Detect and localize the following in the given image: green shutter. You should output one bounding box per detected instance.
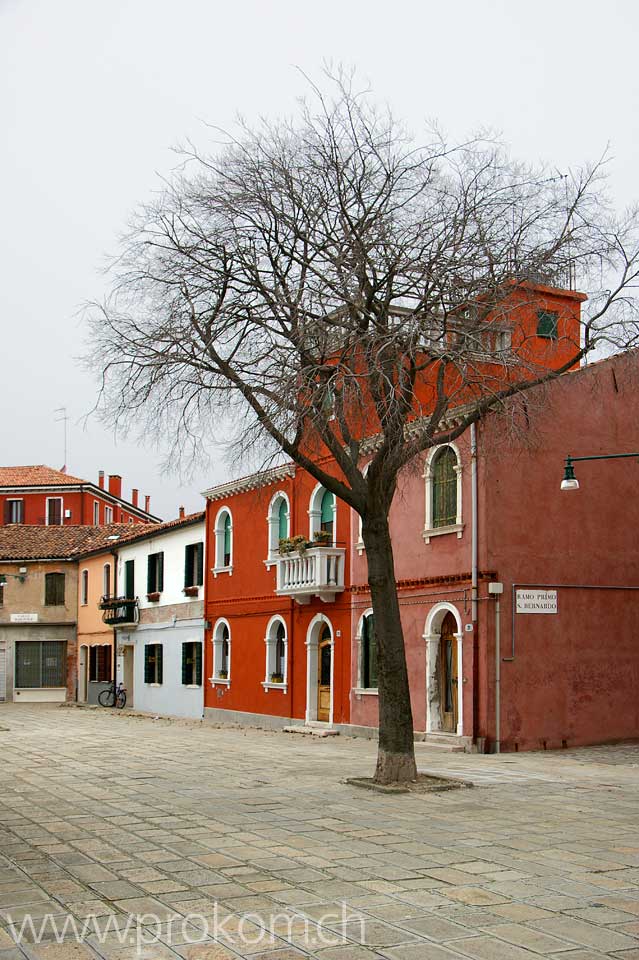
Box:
[196,543,204,586]
[144,646,154,683]
[184,545,192,588]
[320,490,334,531]
[223,514,231,561]
[432,447,457,527]
[147,556,153,593]
[278,500,288,540]
[181,643,190,685]
[537,310,558,339]
[125,560,134,599]
[157,553,164,592]
[195,643,202,685]
[156,644,163,684]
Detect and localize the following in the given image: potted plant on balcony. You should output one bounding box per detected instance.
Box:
[312,530,332,546]
[270,672,284,684]
[217,669,228,680]
[278,534,308,555]
[183,585,199,597]
[146,591,161,602]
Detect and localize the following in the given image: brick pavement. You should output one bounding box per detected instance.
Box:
[1,704,639,959]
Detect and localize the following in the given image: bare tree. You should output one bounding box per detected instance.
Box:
[87,71,639,783]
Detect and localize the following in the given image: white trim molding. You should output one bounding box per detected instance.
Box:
[305,613,334,725]
[308,483,337,546]
[210,617,231,686]
[262,614,288,692]
[354,607,377,693]
[265,490,291,566]
[212,506,233,576]
[423,602,464,736]
[422,442,464,543]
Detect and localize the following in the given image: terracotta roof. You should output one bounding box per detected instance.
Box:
[203,464,295,501]
[106,511,205,551]
[0,524,155,562]
[0,465,87,487]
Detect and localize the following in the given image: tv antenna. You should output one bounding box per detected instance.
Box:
[54,407,69,471]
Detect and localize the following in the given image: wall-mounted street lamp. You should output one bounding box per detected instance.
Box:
[561,453,639,491]
[0,570,27,586]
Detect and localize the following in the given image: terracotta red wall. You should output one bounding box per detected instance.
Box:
[0,490,145,525]
[480,352,639,749]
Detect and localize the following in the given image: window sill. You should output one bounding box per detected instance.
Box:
[184,683,202,689]
[353,687,378,697]
[209,676,230,686]
[423,523,464,544]
[262,681,288,692]
[182,586,200,598]
[146,682,162,687]
[212,566,233,578]
[146,592,162,602]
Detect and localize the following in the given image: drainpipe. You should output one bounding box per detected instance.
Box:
[489,582,503,753]
[470,423,478,623]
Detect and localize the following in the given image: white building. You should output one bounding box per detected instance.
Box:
[115,512,206,719]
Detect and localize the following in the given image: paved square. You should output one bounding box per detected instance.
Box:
[1,704,639,958]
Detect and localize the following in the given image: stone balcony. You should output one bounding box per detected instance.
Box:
[275,546,346,604]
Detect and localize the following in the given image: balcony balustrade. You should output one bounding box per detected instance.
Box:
[275,546,345,603]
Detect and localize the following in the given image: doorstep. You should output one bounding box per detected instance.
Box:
[415,732,472,752]
[283,723,340,737]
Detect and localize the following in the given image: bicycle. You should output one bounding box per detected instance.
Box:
[98,681,127,709]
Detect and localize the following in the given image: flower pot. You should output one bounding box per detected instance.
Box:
[146,591,161,602]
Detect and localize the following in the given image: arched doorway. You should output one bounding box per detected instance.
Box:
[423,603,463,735]
[305,616,334,724]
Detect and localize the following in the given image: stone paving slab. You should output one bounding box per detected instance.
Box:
[0,704,639,958]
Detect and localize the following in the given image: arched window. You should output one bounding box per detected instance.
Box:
[309,485,336,544]
[357,611,378,690]
[214,508,233,573]
[103,563,111,599]
[81,569,89,606]
[267,492,290,560]
[432,447,457,527]
[212,620,231,682]
[263,617,288,687]
[423,444,463,543]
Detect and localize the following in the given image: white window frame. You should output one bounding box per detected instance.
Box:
[353,608,378,694]
[422,442,464,543]
[210,618,231,685]
[81,569,89,606]
[104,505,114,524]
[354,463,369,556]
[46,496,63,526]
[262,616,288,691]
[93,501,100,525]
[213,507,233,576]
[6,498,24,524]
[308,483,337,546]
[266,491,291,565]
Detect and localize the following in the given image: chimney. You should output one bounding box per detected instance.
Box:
[131,488,139,508]
[179,505,185,519]
[144,495,151,514]
[98,470,105,490]
[108,475,122,499]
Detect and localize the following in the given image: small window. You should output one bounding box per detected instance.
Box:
[432,447,457,528]
[93,501,100,525]
[182,642,203,686]
[144,643,163,684]
[223,515,231,566]
[4,499,23,524]
[47,498,63,526]
[264,618,287,684]
[45,572,65,606]
[124,559,135,599]
[104,506,114,523]
[184,542,204,588]
[81,569,89,606]
[102,563,111,600]
[89,645,112,682]
[320,489,334,537]
[0,582,4,606]
[361,613,378,689]
[147,552,164,594]
[537,309,558,339]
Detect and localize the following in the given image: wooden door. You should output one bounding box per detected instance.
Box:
[317,628,332,722]
[78,646,88,702]
[440,613,458,733]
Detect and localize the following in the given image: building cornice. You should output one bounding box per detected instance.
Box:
[202,464,296,502]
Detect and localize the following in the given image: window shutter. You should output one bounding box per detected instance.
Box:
[278,500,288,540]
[196,543,204,586]
[147,556,153,593]
[125,560,134,599]
[45,574,53,605]
[184,546,192,588]
[320,490,334,526]
[156,644,163,684]
[181,643,190,685]
[157,553,164,592]
[223,515,231,560]
[89,646,97,682]
[195,643,202,686]
[144,646,154,683]
[57,573,65,605]
[3,501,10,524]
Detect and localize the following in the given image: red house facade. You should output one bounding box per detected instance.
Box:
[0,466,160,527]
[202,286,639,751]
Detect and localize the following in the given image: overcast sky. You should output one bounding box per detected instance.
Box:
[1,0,637,520]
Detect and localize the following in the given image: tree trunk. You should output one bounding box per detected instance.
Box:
[362,511,417,784]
